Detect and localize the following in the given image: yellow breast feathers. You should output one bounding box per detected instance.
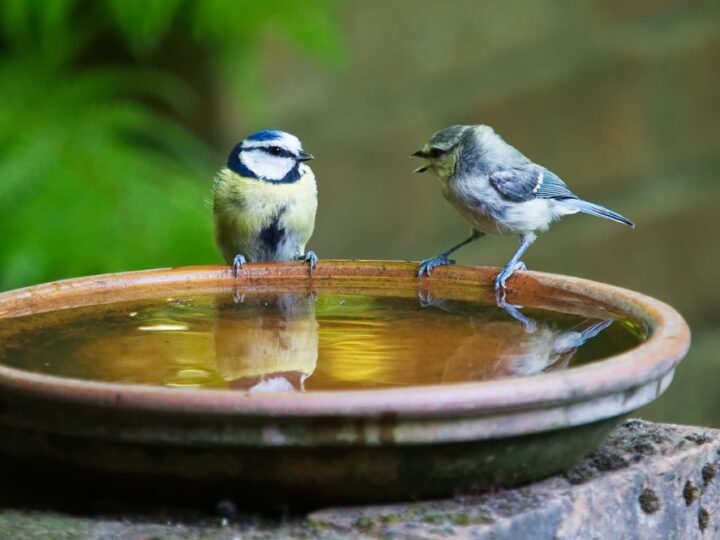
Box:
[213,167,318,263]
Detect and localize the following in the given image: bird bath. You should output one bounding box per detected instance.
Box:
[0,261,689,505]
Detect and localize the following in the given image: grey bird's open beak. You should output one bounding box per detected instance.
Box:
[411,150,430,173]
[297,151,314,162]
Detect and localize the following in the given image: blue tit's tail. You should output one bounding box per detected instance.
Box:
[571,199,635,228]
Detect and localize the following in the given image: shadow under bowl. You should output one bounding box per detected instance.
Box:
[0,261,690,506]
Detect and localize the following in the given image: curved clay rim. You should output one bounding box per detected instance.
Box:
[0,261,690,422]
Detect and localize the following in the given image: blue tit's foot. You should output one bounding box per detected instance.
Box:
[494,260,527,291]
[418,255,455,278]
[232,254,247,278]
[495,289,536,333]
[302,251,319,276]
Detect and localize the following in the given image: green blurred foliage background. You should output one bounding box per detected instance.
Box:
[0,1,718,425]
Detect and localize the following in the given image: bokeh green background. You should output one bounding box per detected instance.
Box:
[1,1,718,426]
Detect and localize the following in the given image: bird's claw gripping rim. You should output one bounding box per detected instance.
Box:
[494,260,526,291]
[232,254,247,278]
[303,251,319,276]
[418,255,455,278]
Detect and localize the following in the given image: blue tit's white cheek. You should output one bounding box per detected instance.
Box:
[240,151,295,181]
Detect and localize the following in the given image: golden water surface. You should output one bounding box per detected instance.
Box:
[0,293,644,391]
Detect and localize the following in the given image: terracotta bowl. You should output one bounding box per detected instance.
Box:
[0,261,690,505]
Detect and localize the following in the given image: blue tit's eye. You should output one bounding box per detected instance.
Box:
[269,146,282,156]
[428,148,444,158]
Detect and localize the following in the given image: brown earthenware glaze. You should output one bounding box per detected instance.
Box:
[0,261,690,505]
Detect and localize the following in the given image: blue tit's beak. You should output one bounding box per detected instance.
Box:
[297,151,314,162]
[411,150,430,173]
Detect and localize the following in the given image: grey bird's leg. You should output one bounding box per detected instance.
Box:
[232,254,247,278]
[495,232,536,291]
[418,230,484,278]
[300,251,319,276]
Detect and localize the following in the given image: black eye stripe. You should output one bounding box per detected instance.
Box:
[258,146,295,158]
[240,146,297,158]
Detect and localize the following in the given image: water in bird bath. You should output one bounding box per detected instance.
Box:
[0,291,645,391]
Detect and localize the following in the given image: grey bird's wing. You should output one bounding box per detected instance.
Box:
[488,166,577,202]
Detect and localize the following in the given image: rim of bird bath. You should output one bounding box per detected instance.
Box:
[0,260,690,446]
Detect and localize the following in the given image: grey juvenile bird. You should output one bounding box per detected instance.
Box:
[412,125,634,291]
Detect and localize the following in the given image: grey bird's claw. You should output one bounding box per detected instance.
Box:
[232,254,247,278]
[418,255,456,278]
[303,251,319,276]
[494,260,526,291]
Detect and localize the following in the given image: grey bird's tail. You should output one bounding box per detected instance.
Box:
[571,199,635,228]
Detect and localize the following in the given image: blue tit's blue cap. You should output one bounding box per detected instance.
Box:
[246,129,284,142]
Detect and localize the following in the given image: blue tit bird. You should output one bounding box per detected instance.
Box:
[213,129,318,276]
[411,125,634,291]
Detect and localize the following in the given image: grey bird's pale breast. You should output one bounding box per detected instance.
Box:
[442,173,558,235]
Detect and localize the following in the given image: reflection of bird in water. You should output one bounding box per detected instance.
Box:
[419,290,613,382]
[213,293,318,392]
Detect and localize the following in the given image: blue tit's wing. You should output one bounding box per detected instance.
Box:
[488,166,577,202]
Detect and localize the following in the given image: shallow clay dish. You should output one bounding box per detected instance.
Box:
[0,261,690,504]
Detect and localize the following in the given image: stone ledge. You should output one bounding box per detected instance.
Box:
[310,419,719,539]
[0,419,717,539]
